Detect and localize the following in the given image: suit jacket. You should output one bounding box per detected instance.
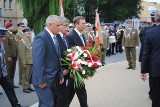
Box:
[139,25,156,62]
[3,31,18,58]
[141,25,160,77]
[19,36,32,65]
[31,29,63,86]
[122,28,139,47]
[57,34,70,79]
[67,29,86,47]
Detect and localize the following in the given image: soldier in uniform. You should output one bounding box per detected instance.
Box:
[0,27,26,107]
[15,22,26,85]
[116,23,124,53]
[19,28,35,93]
[4,22,19,88]
[101,26,109,65]
[122,20,139,70]
[83,23,95,45]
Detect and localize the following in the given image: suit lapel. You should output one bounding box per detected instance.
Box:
[73,30,84,46]
[57,34,67,51]
[44,29,59,57]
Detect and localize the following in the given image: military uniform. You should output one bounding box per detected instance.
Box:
[19,35,33,90]
[3,31,18,83]
[83,31,95,45]
[15,30,24,85]
[101,30,109,65]
[122,28,139,69]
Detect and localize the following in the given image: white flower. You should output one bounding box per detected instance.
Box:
[83,53,88,57]
[82,70,86,75]
[88,63,93,67]
[77,59,82,64]
[66,58,70,60]
[81,61,88,65]
[67,49,71,52]
[73,52,79,60]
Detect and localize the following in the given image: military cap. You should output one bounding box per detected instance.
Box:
[86,23,91,27]
[22,28,31,33]
[17,22,26,27]
[5,22,13,28]
[126,20,133,23]
[0,27,8,36]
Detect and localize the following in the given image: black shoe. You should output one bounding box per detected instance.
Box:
[21,106,29,107]
[0,92,2,95]
[132,67,135,70]
[28,88,35,91]
[13,85,19,88]
[127,67,132,69]
[19,82,22,85]
[23,89,31,93]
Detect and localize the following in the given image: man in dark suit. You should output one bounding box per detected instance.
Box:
[141,11,160,107]
[139,21,157,100]
[67,16,88,107]
[55,17,70,107]
[0,27,25,107]
[31,15,64,107]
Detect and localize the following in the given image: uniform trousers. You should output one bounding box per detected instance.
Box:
[0,75,21,107]
[125,47,136,68]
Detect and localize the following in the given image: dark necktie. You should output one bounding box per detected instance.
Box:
[53,36,60,56]
[62,36,68,49]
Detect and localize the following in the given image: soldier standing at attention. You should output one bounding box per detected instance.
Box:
[4,22,19,88]
[122,20,139,70]
[19,28,35,93]
[15,22,26,85]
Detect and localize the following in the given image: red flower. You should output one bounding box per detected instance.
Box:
[72,63,77,68]
[88,43,93,47]
[91,53,95,58]
[92,63,98,68]
[98,50,101,54]
[94,56,99,61]
[85,60,92,63]
[82,46,87,50]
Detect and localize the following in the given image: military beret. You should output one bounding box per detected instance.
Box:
[17,22,26,27]
[22,28,31,33]
[5,22,13,28]
[0,27,8,36]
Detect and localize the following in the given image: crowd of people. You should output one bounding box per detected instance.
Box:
[0,11,160,107]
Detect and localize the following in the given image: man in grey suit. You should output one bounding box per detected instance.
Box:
[31,15,64,107]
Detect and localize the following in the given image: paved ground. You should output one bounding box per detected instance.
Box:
[31,60,152,107]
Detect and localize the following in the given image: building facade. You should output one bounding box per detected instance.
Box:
[0,0,23,29]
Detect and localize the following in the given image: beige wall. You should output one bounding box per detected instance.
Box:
[0,0,23,30]
[140,1,160,22]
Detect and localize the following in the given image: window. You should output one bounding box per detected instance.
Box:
[0,8,2,17]
[4,20,7,26]
[9,0,12,9]
[4,0,7,9]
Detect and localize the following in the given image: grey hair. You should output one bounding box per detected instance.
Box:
[46,15,60,25]
[60,17,70,24]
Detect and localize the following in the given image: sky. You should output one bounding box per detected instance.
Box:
[143,0,160,3]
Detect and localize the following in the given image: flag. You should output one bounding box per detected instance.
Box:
[95,10,103,46]
[60,0,64,17]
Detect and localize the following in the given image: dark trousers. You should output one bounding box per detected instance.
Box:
[66,78,88,107]
[151,77,160,107]
[109,43,115,54]
[149,76,152,97]
[0,75,21,107]
[6,57,17,84]
[116,41,123,53]
[54,79,68,107]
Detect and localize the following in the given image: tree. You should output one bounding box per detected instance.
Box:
[97,0,142,22]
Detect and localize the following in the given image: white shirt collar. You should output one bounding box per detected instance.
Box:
[74,28,82,36]
[8,31,13,34]
[59,32,64,38]
[46,27,55,37]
